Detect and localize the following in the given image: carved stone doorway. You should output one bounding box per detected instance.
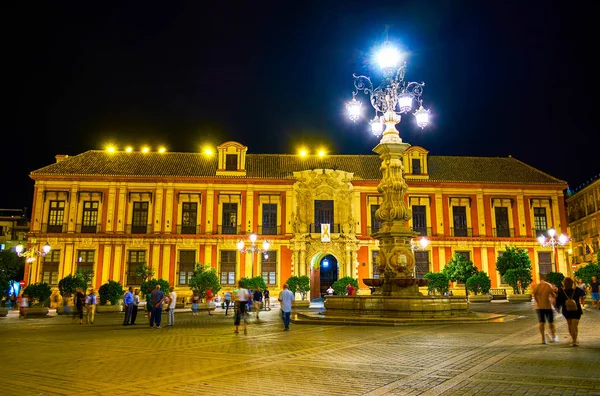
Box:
[309,253,339,300]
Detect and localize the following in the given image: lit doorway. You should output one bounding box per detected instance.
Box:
[319,254,338,297]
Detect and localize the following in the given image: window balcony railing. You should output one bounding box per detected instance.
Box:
[218,225,242,235]
[413,227,432,237]
[309,223,341,233]
[75,224,102,233]
[258,225,281,235]
[493,228,515,238]
[450,227,472,237]
[177,224,201,234]
[41,223,67,233]
[126,224,153,234]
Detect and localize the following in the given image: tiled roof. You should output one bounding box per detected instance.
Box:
[30,150,566,185]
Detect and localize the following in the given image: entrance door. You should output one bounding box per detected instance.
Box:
[318,255,338,299]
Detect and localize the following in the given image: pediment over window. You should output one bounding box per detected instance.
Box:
[216,141,247,176]
[403,146,429,179]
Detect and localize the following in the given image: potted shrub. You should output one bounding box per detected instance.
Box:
[466,272,492,302]
[189,264,221,311]
[286,275,310,308]
[22,282,53,316]
[97,280,125,313]
[57,273,86,314]
[423,272,450,296]
[496,246,533,302]
[331,276,359,296]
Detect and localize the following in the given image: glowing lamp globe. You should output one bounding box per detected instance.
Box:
[262,240,270,251]
[370,117,383,136]
[398,92,413,113]
[346,98,362,122]
[537,236,546,245]
[237,239,245,251]
[42,243,51,254]
[377,43,400,73]
[250,233,257,244]
[558,234,568,245]
[414,105,430,129]
[419,237,429,249]
[548,228,556,237]
[15,244,24,254]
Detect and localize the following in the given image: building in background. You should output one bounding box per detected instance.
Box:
[25,141,568,299]
[566,175,600,269]
[0,208,29,251]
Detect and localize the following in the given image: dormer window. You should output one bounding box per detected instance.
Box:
[226,154,238,171]
[412,158,421,175]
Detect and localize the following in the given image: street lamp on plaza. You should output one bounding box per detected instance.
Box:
[237,233,270,277]
[410,237,429,252]
[537,228,569,272]
[15,242,51,284]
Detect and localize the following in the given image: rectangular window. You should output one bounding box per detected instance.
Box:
[127,250,146,285]
[370,204,381,234]
[372,250,380,279]
[538,252,552,276]
[220,250,237,285]
[533,207,548,236]
[494,207,510,237]
[315,200,334,227]
[415,251,430,278]
[47,200,65,232]
[261,203,278,235]
[77,250,95,275]
[181,202,197,234]
[178,250,196,285]
[81,201,99,233]
[452,206,468,236]
[412,158,421,174]
[412,205,427,236]
[132,202,149,233]
[222,203,238,234]
[42,250,60,285]
[225,154,237,171]
[261,251,277,285]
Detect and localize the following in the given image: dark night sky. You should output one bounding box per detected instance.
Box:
[5,1,599,211]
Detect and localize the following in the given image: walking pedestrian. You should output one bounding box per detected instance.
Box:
[62,294,72,315]
[576,279,587,309]
[19,293,29,318]
[555,277,585,346]
[590,275,599,309]
[253,287,263,319]
[74,288,85,324]
[234,281,250,335]
[167,287,177,326]
[263,287,270,310]
[206,288,214,316]
[131,289,140,325]
[191,292,200,316]
[278,283,294,331]
[150,285,165,328]
[123,286,134,326]
[224,291,231,316]
[532,274,558,344]
[85,289,97,324]
[146,288,153,323]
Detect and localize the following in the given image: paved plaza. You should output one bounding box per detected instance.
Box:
[0,302,598,396]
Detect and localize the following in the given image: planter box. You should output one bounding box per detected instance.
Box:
[292,300,309,309]
[27,307,50,317]
[0,308,8,317]
[507,293,532,303]
[468,294,492,303]
[96,305,122,313]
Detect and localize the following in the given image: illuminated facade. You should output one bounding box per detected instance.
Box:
[26,141,568,298]
[566,176,600,267]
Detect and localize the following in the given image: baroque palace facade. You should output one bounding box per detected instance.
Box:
[26,141,569,299]
[566,176,600,266]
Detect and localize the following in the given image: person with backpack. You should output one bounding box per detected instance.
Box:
[555,277,585,346]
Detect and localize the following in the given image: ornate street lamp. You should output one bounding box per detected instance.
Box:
[410,237,429,252]
[237,233,271,277]
[347,41,431,139]
[537,228,569,272]
[15,242,51,263]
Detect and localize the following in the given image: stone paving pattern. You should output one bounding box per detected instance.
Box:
[0,302,598,395]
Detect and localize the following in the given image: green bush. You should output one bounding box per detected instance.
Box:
[0,250,25,298]
[423,272,449,295]
[239,276,267,291]
[22,282,52,307]
[545,272,565,288]
[98,280,125,305]
[58,274,87,297]
[496,246,532,276]
[573,262,600,285]
[466,272,491,295]
[504,268,532,294]
[331,276,358,296]
[285,275,310,300]
[188,264,221,299]
[443,253,478,295]
[140,279,170,296]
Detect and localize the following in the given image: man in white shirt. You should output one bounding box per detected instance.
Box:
[278,284,294,331]
[85,289,98,324]
[168,287,177,326]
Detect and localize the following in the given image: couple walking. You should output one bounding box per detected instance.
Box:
[233,282,294,334]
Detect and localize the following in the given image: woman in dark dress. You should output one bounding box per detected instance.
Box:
[73,288,85,325]
[555,277,585,346]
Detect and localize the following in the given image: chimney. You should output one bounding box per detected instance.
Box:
[55,154,68,163]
